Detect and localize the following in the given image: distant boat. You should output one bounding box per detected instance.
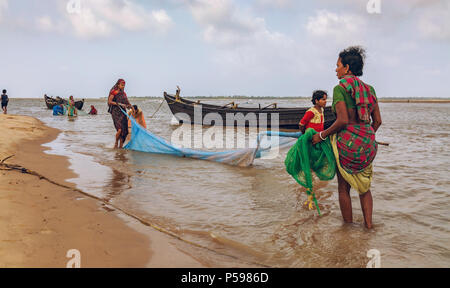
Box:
[164,92,336,129]
[44,95,85,110]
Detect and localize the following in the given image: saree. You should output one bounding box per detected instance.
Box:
[67,101,76,117]
[109,79,130,142]
[332,76,378,194]
[331,133,373,195]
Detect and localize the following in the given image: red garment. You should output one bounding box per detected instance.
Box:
[339,75,376,123]
[110,89,130,142]
[300,107,324,132]
[336,123,377,174]
[89,107,97,115]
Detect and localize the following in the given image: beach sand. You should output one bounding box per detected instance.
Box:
[0,114,222,268]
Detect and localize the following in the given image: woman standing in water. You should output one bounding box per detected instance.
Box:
[312,46,382,229]
[67,95,78,117]
[108,79,132,149]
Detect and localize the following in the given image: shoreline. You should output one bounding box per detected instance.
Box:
[0,114,228,267]
[10,97,450,103]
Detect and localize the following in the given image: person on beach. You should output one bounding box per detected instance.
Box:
[175,85,181,101]
[67,95,77,117]
[128,105,146,129]
[126,105,146,141]
[299,90,327,134]
[108,79,132,149]
[1,89,9,114]
[88,105,98,115]
[312,46,382,229]
[53,104,64,116]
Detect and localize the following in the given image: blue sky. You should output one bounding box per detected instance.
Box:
[1,0,449,98]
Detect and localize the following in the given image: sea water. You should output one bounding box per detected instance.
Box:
[8,97,450,267]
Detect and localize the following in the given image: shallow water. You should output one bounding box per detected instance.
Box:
[8,98,450,267]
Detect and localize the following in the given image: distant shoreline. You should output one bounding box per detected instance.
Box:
[11,97,450,103]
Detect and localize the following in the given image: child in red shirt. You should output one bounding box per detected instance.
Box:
[299,90,327,134]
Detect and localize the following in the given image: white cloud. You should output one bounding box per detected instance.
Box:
[36,16,66,33]
[257,0,293,9]
[151,10,173,32]
[188,0,288,48]
[0,0,7,21]
[186,0,298,74]
[64,0,173,39]
[418,1,450,41]
[68,7,112,38]
[306,10,366,44]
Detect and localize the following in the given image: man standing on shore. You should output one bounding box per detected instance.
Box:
[1,89,8,114]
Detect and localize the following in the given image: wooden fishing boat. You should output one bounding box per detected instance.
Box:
[44,95,85,110]
[164,92,336,129]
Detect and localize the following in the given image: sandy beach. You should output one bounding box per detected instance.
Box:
[0,114,221,268]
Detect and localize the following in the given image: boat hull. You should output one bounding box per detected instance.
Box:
[44,95,84,110]
[164,92,336,130]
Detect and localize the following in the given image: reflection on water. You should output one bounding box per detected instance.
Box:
[105,151,131,202]
[9,98,450,267]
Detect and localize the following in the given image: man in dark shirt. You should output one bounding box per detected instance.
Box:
[1,89,8,114]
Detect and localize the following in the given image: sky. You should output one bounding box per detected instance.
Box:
[0,0,449,98]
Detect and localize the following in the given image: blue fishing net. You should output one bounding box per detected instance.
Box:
[123,111,302,166]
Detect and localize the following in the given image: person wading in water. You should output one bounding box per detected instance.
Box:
[312,46,382,229]
[108,79,133,149]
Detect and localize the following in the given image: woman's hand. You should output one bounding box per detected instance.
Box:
[299,124,306,134]
[312,133,322,145]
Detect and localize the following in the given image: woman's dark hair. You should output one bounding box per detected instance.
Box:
[133,105,138,111]
[2,89,6,94]
[339,46,366,77]
[312,90,327,105]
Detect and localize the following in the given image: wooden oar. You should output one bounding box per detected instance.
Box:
[377,141,390,146]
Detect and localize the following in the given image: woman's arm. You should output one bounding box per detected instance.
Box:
[312,101,348,144]
[371,102,382,133]
[108,92,126,108]
[108,93,117,106]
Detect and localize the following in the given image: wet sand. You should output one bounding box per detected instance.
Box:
[0,114,213,267]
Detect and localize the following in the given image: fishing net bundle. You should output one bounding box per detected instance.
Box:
[284,128,336,215]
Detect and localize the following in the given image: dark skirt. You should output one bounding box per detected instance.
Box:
[111,106,128,142]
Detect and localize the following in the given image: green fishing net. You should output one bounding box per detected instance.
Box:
[285,128,336,215]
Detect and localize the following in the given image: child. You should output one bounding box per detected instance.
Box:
[299,90,327,134]
[127,105,147,141]
[128,105,147,129]
[1,89,9,115]
[299,90,327,211]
